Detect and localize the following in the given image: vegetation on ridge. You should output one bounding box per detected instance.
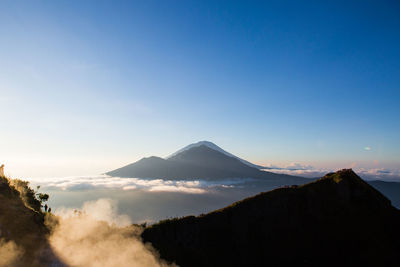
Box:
[0,175,57,266]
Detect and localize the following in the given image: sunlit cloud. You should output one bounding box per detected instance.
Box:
[27,175,249,194]
[263,163,315,171]
[149,185,205,194]
[55,198,131,227]
[50,199,172,267]
[25,166,400,193]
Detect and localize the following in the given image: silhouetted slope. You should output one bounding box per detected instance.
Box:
[0,176,62,266]
[107,145,307,183]
[142,169,400,267]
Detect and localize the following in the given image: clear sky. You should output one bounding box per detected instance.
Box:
[0,0,399,178]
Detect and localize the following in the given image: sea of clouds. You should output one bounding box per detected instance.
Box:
[26,164,400,196]
[264,164,400,181]
[27,175,253,193]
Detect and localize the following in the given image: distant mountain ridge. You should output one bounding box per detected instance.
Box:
[106,144,307,183]
[142,169,400,267]
[106,142,400,209]
[166,141,266,169]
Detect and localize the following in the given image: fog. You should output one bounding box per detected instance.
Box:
[48,199,174,267]
[0,239,22,266]
[25,172,400,224]
[28,176,281,223]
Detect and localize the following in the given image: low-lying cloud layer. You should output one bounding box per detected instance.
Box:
[265,163,315,171]
[28,175,251,193]
[264,164,400,181]
[355,168,400,181]
[26,165,400,197]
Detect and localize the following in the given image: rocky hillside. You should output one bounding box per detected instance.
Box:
[0,176,62,266]
[142,169,400,267]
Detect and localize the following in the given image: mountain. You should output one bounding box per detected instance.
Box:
[107,144,306,183]
[142,169,400,267]
[166,141,266,169]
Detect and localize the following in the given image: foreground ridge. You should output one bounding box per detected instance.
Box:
[142,169,400,267]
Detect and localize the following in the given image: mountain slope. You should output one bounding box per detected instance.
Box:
[142,169,400,267]
[368,180,400,208]
[0,176,62,266]
[166,141,266,169]
[107,145,305,182]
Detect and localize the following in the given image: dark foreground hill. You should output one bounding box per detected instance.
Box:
[0,176,62,266]
[142,169,400,267]
[107,145,308,184]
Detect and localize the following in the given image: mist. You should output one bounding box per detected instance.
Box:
[38,179,280,223]
[0,239,22,267]
[48,199,175,267]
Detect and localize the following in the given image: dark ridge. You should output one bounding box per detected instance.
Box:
[142,169,400,267]
[0,176,65,267]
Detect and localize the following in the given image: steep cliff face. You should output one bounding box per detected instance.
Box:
[142,169,400,267]
[0,176,61,267]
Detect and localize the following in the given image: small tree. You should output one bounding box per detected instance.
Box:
[37,193,49,203]
[36,192,49,212]
[33,186,51,213]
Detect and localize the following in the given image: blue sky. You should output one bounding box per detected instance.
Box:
[0,0,399,178]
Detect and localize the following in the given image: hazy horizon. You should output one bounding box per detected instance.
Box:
[3,140,400,181]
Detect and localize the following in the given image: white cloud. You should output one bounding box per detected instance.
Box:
[55,198,131,227]
[263,168,327,178]
[26,167,400,192]
[263,162,316,172]
[50,199,173,267]
[263,164,400,181]
[148,185,205,194]
[27,175,249,194]
[354,168,400,181]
